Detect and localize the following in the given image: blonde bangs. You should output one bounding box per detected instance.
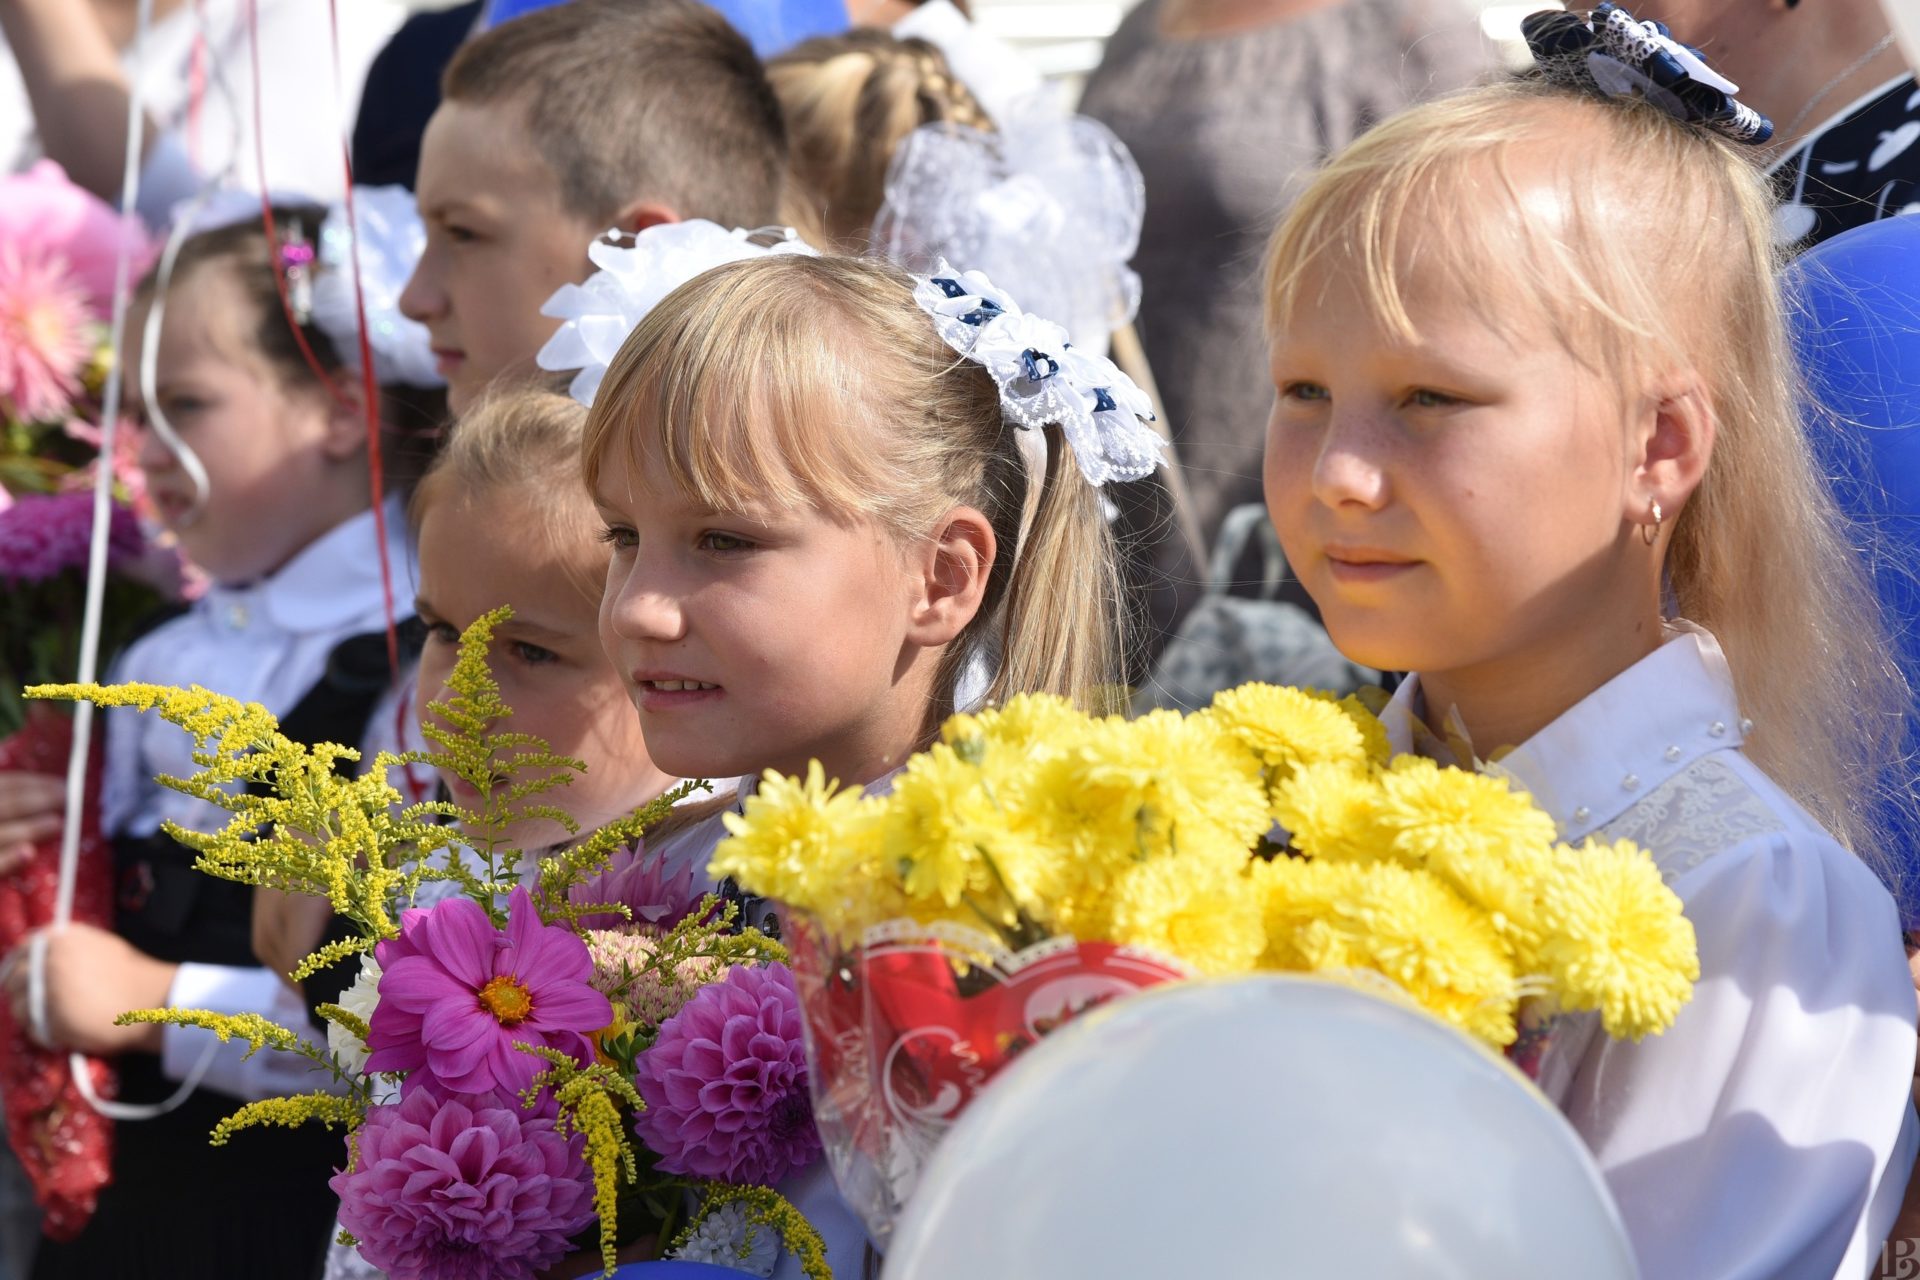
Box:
[1264,83,1728,385]
[580,251,1124,719]
[584,257,926,526]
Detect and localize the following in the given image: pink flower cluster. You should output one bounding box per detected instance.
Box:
[0,162,152,427]
[0,492,144,587]
[330,1087,594,1280]
[366,887,612,1099]
[568,842,711,931]
[338,865,822,1279]
[633,962,821,1187]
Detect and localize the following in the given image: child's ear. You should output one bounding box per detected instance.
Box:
[317,377,372,462]
[613,200,682,237]
[1630,370,1716,528]
[907,506,997,648]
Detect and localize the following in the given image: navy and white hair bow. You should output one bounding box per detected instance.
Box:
[1523,5,1774,145]
[913,262,1164,488]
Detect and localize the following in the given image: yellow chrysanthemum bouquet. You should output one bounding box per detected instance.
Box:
[711,685,1699,1241]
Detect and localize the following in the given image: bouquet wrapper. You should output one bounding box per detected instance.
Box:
[785,914,1190,1245]
[0,705,116,1241]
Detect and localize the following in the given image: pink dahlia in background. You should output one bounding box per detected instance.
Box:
[632,962,820,1186]
[0,161,153,314]
[330,1086,594,1280]
[0,492,144,586]
[366,886,613,1097]
[0,245,93,424]
[568,844,711,931]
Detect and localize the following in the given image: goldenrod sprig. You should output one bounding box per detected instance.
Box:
[211,1094,362,1146]
[669,1185,832,1280]
[536,779,710,925]
[524,1049,647,1279]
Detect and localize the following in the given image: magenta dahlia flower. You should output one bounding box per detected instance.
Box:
[632,962,821,1186]
[366,886,613,1097]
[0,492,144,586]
[330,1085,594,1280]
[568,844,710,931]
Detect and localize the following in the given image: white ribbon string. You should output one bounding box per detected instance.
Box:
[29,0,220,1119]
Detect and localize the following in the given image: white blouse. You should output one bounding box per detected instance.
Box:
[1382,624,1919,1280]
[103,498,418,1104]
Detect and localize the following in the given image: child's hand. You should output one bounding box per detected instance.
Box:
[0,771,65,875]
[0,923,176,1055]
[252,886,336,989]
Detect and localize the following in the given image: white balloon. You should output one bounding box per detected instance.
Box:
[882,975,1638,1280]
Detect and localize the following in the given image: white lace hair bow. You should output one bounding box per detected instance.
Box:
[875,105,1145,354]
[915,262,1163,487]
[536,220,817,407]
[311,186,443,388]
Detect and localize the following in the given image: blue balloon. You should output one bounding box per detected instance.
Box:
[483,0,849,56]
[1791,213,1920,920]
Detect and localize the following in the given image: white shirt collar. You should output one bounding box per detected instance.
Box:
[201,495,416,636]
[1380,622,1751,843]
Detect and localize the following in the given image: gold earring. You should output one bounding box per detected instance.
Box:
[1641,499,1664,546]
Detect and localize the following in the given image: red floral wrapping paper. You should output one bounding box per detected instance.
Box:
[0,706,116,1241]
[788,917,1190,1242]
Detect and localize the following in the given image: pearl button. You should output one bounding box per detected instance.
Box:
[1739,718,1754,734]
[1573,806,1592,823]
[1664,746,1682,762]
[1709,721,1726,737]
[1622,774,1640,791]
[226,602,249,629]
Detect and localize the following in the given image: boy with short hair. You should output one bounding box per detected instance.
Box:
[401,0,788,413]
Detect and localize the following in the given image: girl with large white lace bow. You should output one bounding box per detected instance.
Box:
[1259,16,1918,1279]
[546,242,1158,1275]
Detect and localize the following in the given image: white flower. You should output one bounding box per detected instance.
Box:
[669,1200,779,1277]
[537,221,816,407]
[326,953,383,1078]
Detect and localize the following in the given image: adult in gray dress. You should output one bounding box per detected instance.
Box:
[1082,0,1490,656]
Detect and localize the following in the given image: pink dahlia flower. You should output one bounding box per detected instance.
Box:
[568,844,710,931]
[0,161,153,314]
[366,886,613,1097]
[0,245,94,424]
[330,1085,594,1280]
[632,962,821,1186]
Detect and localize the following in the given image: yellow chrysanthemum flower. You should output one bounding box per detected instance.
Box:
[1375,756,1559,865]
[1534,840,1699,1040]
[1306,690,1393,767]
[977,751,1142,935]
[1255,856,1367,968]
[1208,682,1375,783]
[1073,709,1271,859]
[880,742,1009,911]
[1106,849,1264,976]
[712,761,878,914]
[1373,756,1558,946]
[1257,856,1519,1045]
[943,692,1092,761]
[1271,762,1392,862]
